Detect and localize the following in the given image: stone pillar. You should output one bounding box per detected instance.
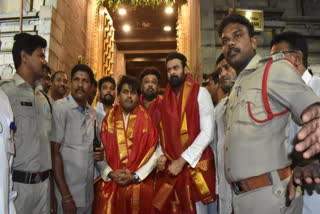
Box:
[177,0,202,82]
[200,0,215,76]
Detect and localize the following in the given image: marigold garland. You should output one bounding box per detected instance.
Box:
[97,0,187,9]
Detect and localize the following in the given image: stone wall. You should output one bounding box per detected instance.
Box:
[47,0,90,78]
[0,0,46,78]
[0,0,97,79]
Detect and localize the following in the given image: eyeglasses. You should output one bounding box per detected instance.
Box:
[277,50,297,55]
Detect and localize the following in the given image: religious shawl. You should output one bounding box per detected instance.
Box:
[152,74,216,214]
[93,104,158,214]
[139,94,163,131]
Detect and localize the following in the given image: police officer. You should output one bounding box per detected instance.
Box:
[218,14,320,214]
[0,87,16,214]
[0,33,52,213]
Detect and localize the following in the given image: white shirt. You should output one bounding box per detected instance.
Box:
[95,102,106,131]
[180,87,215,168]
[0,88,16,214]
[213,98,232,214]
[288,69,320,214]
[94,102,107,179]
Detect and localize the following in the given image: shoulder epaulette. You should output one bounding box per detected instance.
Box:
[0,79,14,86]
[248,53,291,123]
[271,52,286,62]
[259,53,286,64]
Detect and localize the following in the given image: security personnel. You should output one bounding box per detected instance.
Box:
[0,87,16,214]
[51,64,104,214]
[0,33,52,213]
[218,14,320,214]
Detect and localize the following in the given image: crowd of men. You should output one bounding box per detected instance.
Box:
[1,13,320,214]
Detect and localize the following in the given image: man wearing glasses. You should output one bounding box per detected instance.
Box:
[271,31,320,214]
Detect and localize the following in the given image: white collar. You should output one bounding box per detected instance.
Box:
[302,69,312,84]
[122,112,131,130]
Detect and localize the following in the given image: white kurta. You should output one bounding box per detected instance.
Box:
[159,87,216,214]
[180,87,216,167]
[288,70,320,214]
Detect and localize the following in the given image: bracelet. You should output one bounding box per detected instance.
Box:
[61,194,72,200]
[61,199,74,203]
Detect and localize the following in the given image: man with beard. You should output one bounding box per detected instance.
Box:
[94,76,116,179]
[212,53,236,214]
[0,33,52,213]
[51,64,104,214]
[95,76,116,127]
[39,64,52,94]
[139,67,162,129]
[49,71,68,101]
[218,14,320,214]
[92,75,159,214]
[154,52,216,214]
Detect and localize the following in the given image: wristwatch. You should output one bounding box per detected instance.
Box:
[132,173,139,182]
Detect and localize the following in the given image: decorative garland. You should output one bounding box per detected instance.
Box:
[97,0,187,9]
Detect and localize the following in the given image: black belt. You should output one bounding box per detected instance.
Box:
[12,169,51,184]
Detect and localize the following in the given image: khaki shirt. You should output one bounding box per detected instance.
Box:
[51,94,95,207]
[0,73,52,172]
[224,54,320,182]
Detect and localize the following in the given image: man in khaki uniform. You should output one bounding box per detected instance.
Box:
[218,14,320,214]
[0,33,52,213]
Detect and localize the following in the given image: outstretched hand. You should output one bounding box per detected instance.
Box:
[296,103,320,159]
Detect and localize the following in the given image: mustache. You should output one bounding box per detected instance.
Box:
[227,47,240,56]
[125,98,133,103]
[221,76,230,81]
[75,88,85,93]
[170,75,179,80]
[103,94,114,99]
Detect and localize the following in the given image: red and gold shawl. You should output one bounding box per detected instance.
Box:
[139,94,163,131]
[93,104,158,214]
[152,74,216,214]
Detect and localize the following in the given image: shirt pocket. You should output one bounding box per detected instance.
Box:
[239,89,268,124]
[64,118,83,146]
[14,104,35,137]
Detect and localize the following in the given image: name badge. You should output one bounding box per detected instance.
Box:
[21,101,33,106]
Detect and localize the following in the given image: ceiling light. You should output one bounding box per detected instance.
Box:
[165,7,173,14]
[118,8,127,15]
[123,24,131,32]
[164,26,171,32]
